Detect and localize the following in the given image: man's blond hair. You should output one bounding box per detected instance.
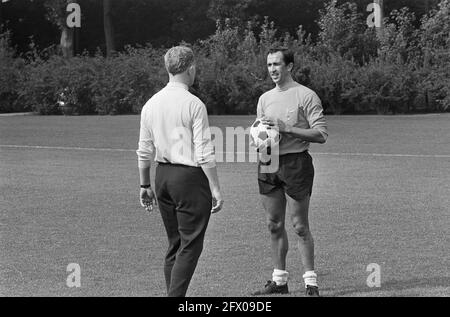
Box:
[164,46,195,75]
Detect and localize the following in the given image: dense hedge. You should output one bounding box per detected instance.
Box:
[1,0,449,115]
[0,31,25,113]
[12,46,168,115]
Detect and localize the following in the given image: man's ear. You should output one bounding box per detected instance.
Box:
[287,62,294,72]
[187,64,194,75]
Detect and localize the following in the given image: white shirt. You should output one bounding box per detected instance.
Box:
[136,82,216,168]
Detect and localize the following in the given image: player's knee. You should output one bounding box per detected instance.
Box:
[293,223,310,238]
[267,219,284,234]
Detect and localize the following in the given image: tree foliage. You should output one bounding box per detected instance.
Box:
[1,0,449,114]
[1,0,442,55]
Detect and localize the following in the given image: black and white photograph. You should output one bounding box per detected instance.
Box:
[0,0,449,303]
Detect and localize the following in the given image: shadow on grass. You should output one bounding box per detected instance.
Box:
[329,276,450,296]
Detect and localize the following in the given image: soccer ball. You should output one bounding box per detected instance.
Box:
[250,118,281,149]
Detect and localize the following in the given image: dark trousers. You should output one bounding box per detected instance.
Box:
[155,163,212,297]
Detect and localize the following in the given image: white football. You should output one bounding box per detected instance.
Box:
[250,118,281,149]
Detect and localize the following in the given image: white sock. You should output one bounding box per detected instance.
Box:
[303,270,318,288]
[272,269,289,286]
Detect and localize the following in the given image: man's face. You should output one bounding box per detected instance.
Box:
[267,52,292,85]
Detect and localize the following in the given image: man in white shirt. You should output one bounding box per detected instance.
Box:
[136,46,223,297]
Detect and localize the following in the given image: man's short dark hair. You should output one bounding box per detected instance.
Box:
[268,47,294,66]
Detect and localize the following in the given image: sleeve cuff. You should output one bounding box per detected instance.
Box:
[138,160,151,169]
[317,129,328,142]
[198,160,216,168]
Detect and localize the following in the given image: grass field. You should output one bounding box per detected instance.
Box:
[1,114,449,297]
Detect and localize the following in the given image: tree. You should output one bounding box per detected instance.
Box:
[44,0,78,58]
[207,0,254,23]
[317,0,378,64]
[0,1,3,29]
[420,0,450,110]
[0,0,10,28]
[384,0,441,19]
[378,7,419,64]
[103,0,114,57]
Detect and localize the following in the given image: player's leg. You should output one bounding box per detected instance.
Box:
[252,188,289,295]
[263,188,288,271]
[286,194,319,296]
[157,195,180,294]
[284,151,319,296]
[165,165,212,297]
[155,164,181,295]
[286,194,314,271]
[168,202,210,297]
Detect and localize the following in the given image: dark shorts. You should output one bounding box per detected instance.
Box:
[258,151,314,201]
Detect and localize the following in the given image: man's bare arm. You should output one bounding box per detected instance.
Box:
[261,118,327,144]
[283,126,326,144]
[201,165,223,213]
